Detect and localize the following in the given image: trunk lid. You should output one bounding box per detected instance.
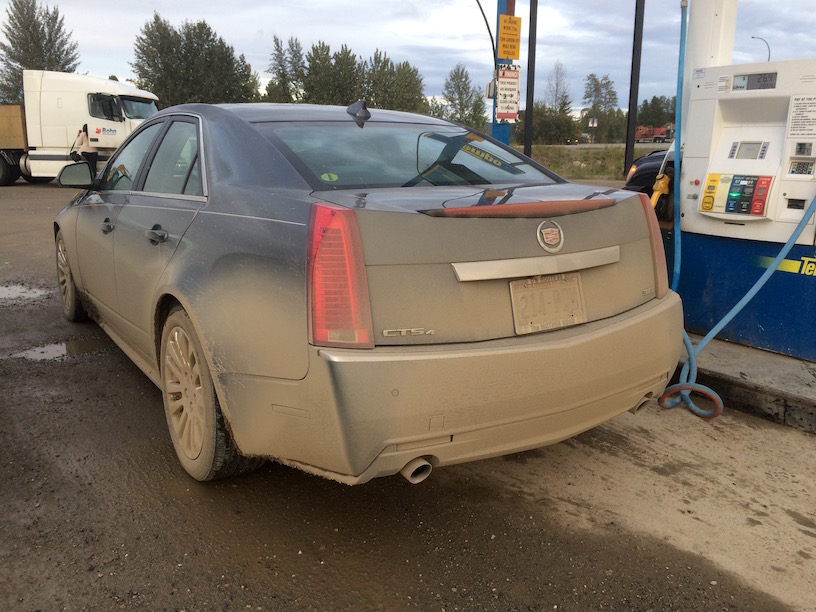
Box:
[314,184,661,346]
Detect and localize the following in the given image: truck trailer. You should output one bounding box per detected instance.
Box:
[635,125,674,143]
[0,70,158,186]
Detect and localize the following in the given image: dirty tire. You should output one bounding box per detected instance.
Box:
[160,307,264,481]
[22,174,54,184]
[55,229,88,322]
[0,156,12,185]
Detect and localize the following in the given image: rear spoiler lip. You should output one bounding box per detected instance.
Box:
[420,198,617,218]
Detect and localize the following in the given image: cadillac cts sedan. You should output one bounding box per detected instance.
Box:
[54,102,683,485]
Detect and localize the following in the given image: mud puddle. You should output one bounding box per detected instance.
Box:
[6,337,113,361]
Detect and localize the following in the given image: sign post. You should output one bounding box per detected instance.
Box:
[492,1,520,144]
[496,65,520,123]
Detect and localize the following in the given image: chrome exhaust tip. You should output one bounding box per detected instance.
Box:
[629,393,654,414]
[400,457,433,484]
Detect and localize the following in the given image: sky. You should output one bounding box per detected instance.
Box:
[3,0,816,111]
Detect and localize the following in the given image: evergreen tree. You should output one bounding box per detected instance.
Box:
[432,63,486,131]
[582,73,621,142]
[266,37,426,111]
[391,61,428,114]
[0,0,79,102]
[363,49,395,108]
[131,13,260,108]
[515,100,578,145]
[362,50,427,113]
[266,35,305,103]
[583,73,618,114]
[331,45,363,105]
[637,95,676,127]
[301,41,334,104]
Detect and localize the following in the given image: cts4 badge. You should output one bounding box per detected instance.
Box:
[537,220,564,253]
[382,328,436,337]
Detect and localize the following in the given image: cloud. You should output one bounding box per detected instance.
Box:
[4,0,814,110]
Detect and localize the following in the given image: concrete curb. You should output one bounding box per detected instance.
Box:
[676,335,816,434]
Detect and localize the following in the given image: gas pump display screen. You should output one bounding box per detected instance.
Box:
[732,72,777,91]
[736,141,763,159]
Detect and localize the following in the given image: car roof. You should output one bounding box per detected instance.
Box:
[157,102,453,127]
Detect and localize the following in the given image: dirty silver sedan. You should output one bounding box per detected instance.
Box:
[54,102,683,484]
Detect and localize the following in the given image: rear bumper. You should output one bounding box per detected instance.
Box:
[219,292,683,484]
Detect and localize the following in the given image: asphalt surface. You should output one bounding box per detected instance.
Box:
[2,181,815,610]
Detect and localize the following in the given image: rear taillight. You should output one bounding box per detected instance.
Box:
[638,193,669,299]
[307,203,374,348]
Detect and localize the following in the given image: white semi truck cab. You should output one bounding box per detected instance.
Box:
[0,70,158,185]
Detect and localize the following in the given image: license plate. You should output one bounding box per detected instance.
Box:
[510,273,587,335]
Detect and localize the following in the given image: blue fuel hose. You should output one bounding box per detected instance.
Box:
[660,193,816,417]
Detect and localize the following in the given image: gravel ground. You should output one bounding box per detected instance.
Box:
[1,182,813,610]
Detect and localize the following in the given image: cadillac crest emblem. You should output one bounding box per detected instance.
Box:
[536,220,564,253]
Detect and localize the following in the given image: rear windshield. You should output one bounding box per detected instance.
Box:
[255,121,560,190]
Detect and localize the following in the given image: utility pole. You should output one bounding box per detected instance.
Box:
[624,0,646,177]
[524,0,538,157]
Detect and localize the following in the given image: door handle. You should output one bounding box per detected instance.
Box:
[145,227,169,244]
[100,219,114,234]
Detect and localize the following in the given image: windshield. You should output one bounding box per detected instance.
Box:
[120,96,159,120]
[258,121,560,190]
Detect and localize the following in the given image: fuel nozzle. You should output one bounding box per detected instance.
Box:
[650,173,673,222]
[651,173,670,208]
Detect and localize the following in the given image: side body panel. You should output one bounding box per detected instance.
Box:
[73,192,125,315]
[113,195,200,363]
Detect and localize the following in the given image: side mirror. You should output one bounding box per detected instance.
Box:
[57,161,95,189]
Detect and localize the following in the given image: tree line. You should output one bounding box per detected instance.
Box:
[1,0,674,144]
[516,62,675,145]
[265,36,428,113]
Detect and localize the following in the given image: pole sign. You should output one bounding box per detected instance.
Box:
[498,14,522,60]
[496,65,520,123]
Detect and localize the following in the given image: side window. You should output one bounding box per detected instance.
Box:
[88,94,122,122]
[143,121,202,196]
[99,123,162,191]
[183,158,202,196]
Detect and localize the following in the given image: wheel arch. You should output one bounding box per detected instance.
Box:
[152,292,241,448]
[153,293,184,371]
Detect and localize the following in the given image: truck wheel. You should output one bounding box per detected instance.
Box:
[55,229,88,322]
[0,156,13,186]
[160,307,265,481]
[22,175,55,184]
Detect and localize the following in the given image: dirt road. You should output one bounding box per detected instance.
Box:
[2,183,814,610]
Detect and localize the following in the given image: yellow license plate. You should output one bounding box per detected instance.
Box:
[510,273,587,334]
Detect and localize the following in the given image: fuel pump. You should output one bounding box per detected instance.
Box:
[676,58,816,360]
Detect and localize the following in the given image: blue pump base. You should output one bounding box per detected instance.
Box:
[664,230,816,363]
